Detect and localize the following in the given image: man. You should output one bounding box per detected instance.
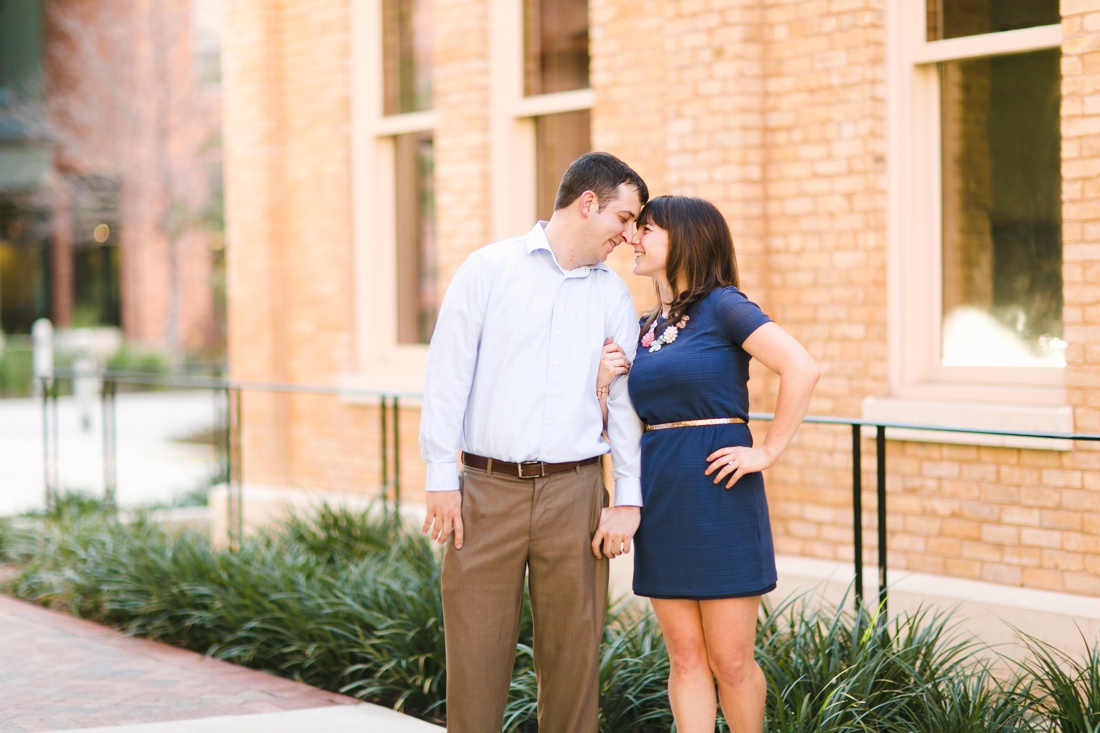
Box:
[419,152,648,732]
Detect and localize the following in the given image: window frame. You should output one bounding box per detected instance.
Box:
[885,0,1065,404]
[349,0,436,391]
[873,1,1070,443]
[489,0,593,240]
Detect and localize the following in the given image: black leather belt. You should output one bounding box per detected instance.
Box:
[461,452,601,479]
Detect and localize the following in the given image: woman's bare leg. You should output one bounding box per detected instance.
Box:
[700,595,765,733]
[650,598,717,732]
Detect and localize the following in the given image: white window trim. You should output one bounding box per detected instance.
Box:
[878,1,1068,444]
[489,0,593,240]
[347,0,434,397]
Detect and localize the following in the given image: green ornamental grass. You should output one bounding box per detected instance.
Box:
[3,499,1099,732]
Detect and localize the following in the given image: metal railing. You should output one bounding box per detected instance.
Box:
[38,370,415,549]
[36,370,1100,614]
[751,412,1100,617]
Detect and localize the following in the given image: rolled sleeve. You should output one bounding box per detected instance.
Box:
[605,288,644,507]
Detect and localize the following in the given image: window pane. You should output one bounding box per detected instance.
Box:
[927,0,1059,42]
[939,49,1063,368]
[0,199,50,334]
[382,0,432,115]
[394,132,437,344]
[535,110,590,220]
[524,0,589,96]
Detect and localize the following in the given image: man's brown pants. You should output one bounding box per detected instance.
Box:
[441,462,609,732]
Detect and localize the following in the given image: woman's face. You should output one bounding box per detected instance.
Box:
[631,221,669,279]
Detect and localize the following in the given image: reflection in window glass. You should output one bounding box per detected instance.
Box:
[534,110,591,220]
[939,49,1063,367]
[72,244,121,327]
[524,0,589,96]
[193,0,221,87]
[0,200,51,334]
[394,132,437,344]
[382,0,432,115]
[927,0,1059,42]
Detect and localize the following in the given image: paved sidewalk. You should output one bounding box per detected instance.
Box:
[0,392,219,517]
[0,593,444,733]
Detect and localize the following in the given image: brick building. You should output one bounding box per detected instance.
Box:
[0,0,223,354]
[222,0,1100,601]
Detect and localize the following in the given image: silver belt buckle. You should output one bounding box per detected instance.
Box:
[517,461,545,479]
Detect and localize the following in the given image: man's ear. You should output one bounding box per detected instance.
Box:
[580,190,598,218]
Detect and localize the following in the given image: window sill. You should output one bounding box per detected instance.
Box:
[861,395,1073,451]
[340,347,427,407]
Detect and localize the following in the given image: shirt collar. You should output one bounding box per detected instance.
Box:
[526,222,610,277]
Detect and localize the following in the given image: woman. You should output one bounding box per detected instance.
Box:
[598,195,818,732]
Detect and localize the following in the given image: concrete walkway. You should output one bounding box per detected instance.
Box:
[0,593,444,733]
[0,392,219,517]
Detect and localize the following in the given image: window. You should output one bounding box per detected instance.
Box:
[534,109,590,220]
[393,131,436,344]
[523,0,589,96]
[192,0,221,88]
[382,0,432,114]
[351,0,437,371]
[886,0,1064,394]
[872,0,1068,440]
[490,0,592,237]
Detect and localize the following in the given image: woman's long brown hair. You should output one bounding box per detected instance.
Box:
[638,195,741,335]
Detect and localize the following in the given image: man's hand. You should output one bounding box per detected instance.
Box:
[591,506,641,559]
[422,490,464,549]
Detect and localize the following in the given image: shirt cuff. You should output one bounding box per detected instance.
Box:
[612,477,642,507]
[425,461,460,492]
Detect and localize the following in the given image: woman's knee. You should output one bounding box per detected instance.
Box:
[666,636,711,675]
[707,649,761,687]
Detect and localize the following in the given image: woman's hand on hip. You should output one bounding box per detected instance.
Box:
[705,445,775,489]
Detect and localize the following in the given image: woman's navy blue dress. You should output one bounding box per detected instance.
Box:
[628,287,777,600]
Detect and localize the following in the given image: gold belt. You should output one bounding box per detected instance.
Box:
[644,417,746,432]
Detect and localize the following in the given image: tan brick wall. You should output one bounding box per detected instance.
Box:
[224,0,1100,594]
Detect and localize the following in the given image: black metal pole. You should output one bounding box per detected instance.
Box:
[233,387,243,548]
[221,385,231,493]
[876,424,888,616]
[393,396,401,506]
[380,396,389,504]
[852,423,863,607]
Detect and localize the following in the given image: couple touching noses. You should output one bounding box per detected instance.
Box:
[419,152,819,733]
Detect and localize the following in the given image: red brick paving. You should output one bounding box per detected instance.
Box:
[0,593,358,732]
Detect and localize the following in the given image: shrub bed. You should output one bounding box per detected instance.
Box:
[1,505,1097,732]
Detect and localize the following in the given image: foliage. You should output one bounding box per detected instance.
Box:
[0,337,33,397]
[3,504,1098,732]
[105,343,170,375]
[1019,631,1100,733]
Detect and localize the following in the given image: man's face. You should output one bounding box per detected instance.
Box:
[582,183,642,265]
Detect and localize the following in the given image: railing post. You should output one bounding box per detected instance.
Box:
[380,396,390,505]
[876,424,888,617]
[852,423,863,607]
[41,375,56,513]
[393,396,401,507]
[102,377,117,510]
[226,386,243,550]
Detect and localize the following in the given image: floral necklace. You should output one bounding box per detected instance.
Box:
[640,312,690,353]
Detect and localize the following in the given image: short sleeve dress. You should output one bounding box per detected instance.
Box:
[627,287,777,600]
